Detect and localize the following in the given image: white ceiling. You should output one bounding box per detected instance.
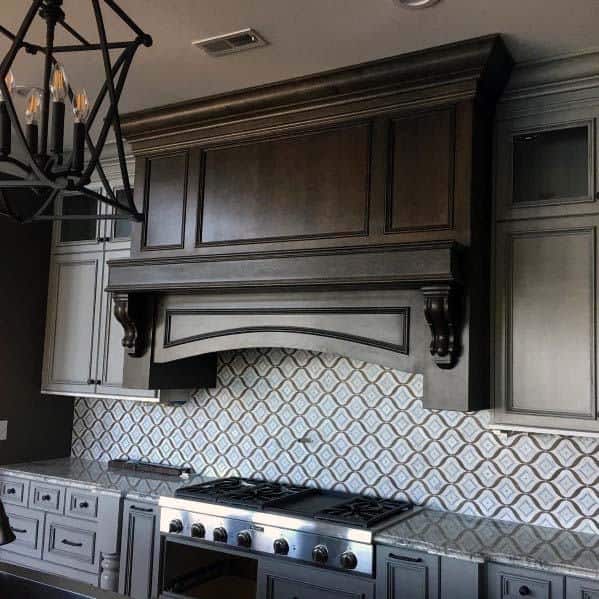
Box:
[1,0,599,115]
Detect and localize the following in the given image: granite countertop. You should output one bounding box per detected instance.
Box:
[0,458,212,502]
[375,508,599,581]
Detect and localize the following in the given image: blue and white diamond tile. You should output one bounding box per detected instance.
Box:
[71,349,599,534]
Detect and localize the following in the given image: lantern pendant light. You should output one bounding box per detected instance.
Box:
[0,0,152,224]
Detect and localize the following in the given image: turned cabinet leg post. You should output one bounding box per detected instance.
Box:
[100,552,120,591]
[422,284,462,369]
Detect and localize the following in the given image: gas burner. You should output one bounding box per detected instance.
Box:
[175,477,318,509]
[314,497,412,528]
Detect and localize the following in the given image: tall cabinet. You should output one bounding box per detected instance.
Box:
[492,51,599,434]
[41,166,158,402]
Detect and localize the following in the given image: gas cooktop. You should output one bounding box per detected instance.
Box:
[164,476,414,577]
[174,477,412,528]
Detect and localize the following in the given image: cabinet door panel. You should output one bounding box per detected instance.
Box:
[494,216,599,432]
[42,252,104,395]
[95,249,157,400]
[119,501,158,599]
[567,577,599,599]
[487,563,564,599]
[386,108,455,233]
[200,123,370,245]
[376,546,439,599]
[258,560,374,599]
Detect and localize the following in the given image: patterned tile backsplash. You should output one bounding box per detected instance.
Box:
[72,349,599,534]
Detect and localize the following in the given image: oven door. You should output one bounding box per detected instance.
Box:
[159,536,258,599]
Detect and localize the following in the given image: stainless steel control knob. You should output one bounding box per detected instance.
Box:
[169,519,183,534]
[213,527,228,542]
[273,538,289,555]
[191,523,205,538]
[312,544,328,564]
[340,551,358,570]
[237,531,252,548]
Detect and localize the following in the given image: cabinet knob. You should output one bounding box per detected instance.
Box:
[79,501,89,509]
[6,488,16,495]
[41,494,51,501]
[519,586,531,596]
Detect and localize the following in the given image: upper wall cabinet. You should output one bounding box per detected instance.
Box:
[492,51,599,433]
[495,109,597,221]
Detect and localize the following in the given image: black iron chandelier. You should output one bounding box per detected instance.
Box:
[0,0,151,223]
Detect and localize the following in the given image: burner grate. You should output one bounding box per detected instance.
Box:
[175,477,318,509]
[314,497,412,528]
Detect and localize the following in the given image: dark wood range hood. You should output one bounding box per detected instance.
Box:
[107,35,513,411]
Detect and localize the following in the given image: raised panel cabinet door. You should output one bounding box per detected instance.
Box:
[487,563,564,599]
[493,215,599,432]
[199,123,371,245]
[375,546,439,599]
[257,559,374,599]
[95,248,157,400]
[386,107,455,234]
[118,501,158,599]
[42,251,104,395]
[567,577,599,599]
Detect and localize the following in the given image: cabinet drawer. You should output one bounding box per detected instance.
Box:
[65,488,99,520]
[30,482,65,514]
[487,563,564,599]
[1,505,44,559]
[44,514,98,573]
[0,477,29,506]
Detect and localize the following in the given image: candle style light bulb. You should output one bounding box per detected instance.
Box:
[25,89,41,125]
[50,63,67,103]
[72,89,89,124]
[0,70,15,102]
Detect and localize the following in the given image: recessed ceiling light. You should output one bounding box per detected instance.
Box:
[394,0,442,8]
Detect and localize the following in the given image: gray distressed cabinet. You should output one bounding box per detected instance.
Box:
[375,545,481,599]
[41,173,158,402]
[0,473,121,591]
[118,499,159,599]
[492,51,599,434]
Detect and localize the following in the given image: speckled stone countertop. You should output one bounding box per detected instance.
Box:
[375,508,599,581]
[0,458,212,501]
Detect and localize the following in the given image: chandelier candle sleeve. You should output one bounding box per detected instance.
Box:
[25,88,41,155]
[72,89,89,173]
[50,63,67,158]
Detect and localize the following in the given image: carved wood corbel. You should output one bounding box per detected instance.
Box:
[422,284,462,369]
[113,292,144,357]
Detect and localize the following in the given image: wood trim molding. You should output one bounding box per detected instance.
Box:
[113,293,144,358]
[107,241,461,293]
[422,284,462,369]
[121,35,512,147]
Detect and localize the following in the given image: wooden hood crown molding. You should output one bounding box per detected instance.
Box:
[121,34,512,150]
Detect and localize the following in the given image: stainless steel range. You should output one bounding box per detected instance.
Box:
[158,477,413,596]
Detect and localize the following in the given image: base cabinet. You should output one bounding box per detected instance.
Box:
[118,500,159,599]
[487,563,565,599]
[376,546,439,599]
[257,560,375,599]
[567,577,599,599]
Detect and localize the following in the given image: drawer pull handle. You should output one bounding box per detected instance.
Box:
[388,553,423,563]
[61,539,83,547]
[131,505,154,513]
[41,494,51,501]
[11,527,26,534]
[79,501,89,509]
[6,488,16,495]
[519,586,531,596]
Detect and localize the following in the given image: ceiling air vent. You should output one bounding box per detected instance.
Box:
[193,29,268,57]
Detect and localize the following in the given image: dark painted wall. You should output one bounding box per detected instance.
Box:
[0,209,73,465]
